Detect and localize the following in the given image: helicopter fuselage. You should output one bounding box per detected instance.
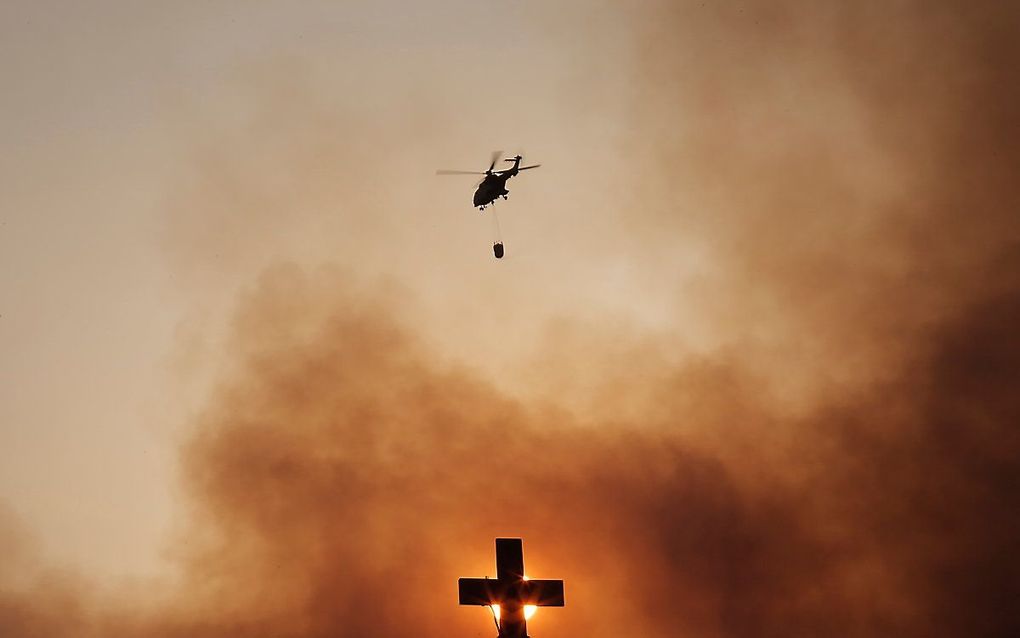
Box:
[473,172,514,208]
[473,157,522,210]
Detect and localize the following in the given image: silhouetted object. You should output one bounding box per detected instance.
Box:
[436,151,541,212]
[493,242,505,259]
[459,538,564,638]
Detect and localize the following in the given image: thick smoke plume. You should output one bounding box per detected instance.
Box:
[3,1,1019,637]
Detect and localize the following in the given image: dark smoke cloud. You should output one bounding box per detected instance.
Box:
[626,1,1020,397]
[4,262,1017,636]
[4,1,1019,637]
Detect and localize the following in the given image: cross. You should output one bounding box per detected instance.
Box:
[458,538,565,638]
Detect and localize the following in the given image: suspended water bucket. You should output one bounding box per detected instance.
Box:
[493,242,504,259]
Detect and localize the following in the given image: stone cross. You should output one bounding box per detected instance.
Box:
[459,538,565,638]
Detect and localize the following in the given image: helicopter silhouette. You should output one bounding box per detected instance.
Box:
[436,151,541,212]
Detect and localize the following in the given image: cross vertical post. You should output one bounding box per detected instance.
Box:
[458,538,565,638]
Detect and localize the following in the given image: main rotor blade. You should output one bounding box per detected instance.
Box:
[517,164,541,171]
[436,169,487,175]
[488,150,503,173]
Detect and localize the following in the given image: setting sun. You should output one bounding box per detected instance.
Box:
[489,605,539,621]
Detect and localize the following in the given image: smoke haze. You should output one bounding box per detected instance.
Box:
[1,1,1018,637]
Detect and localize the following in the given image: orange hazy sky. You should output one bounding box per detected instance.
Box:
[1,2,1018,637]
[1,0,645,578]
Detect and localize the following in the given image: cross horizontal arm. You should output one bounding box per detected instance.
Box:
[458,578,504,606]
[523,579,565,607]
[458,578,565,607]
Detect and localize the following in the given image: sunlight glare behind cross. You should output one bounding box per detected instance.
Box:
[490,604,539,621]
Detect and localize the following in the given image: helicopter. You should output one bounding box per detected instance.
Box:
[436,152,541,259]
[436,151,541,212]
